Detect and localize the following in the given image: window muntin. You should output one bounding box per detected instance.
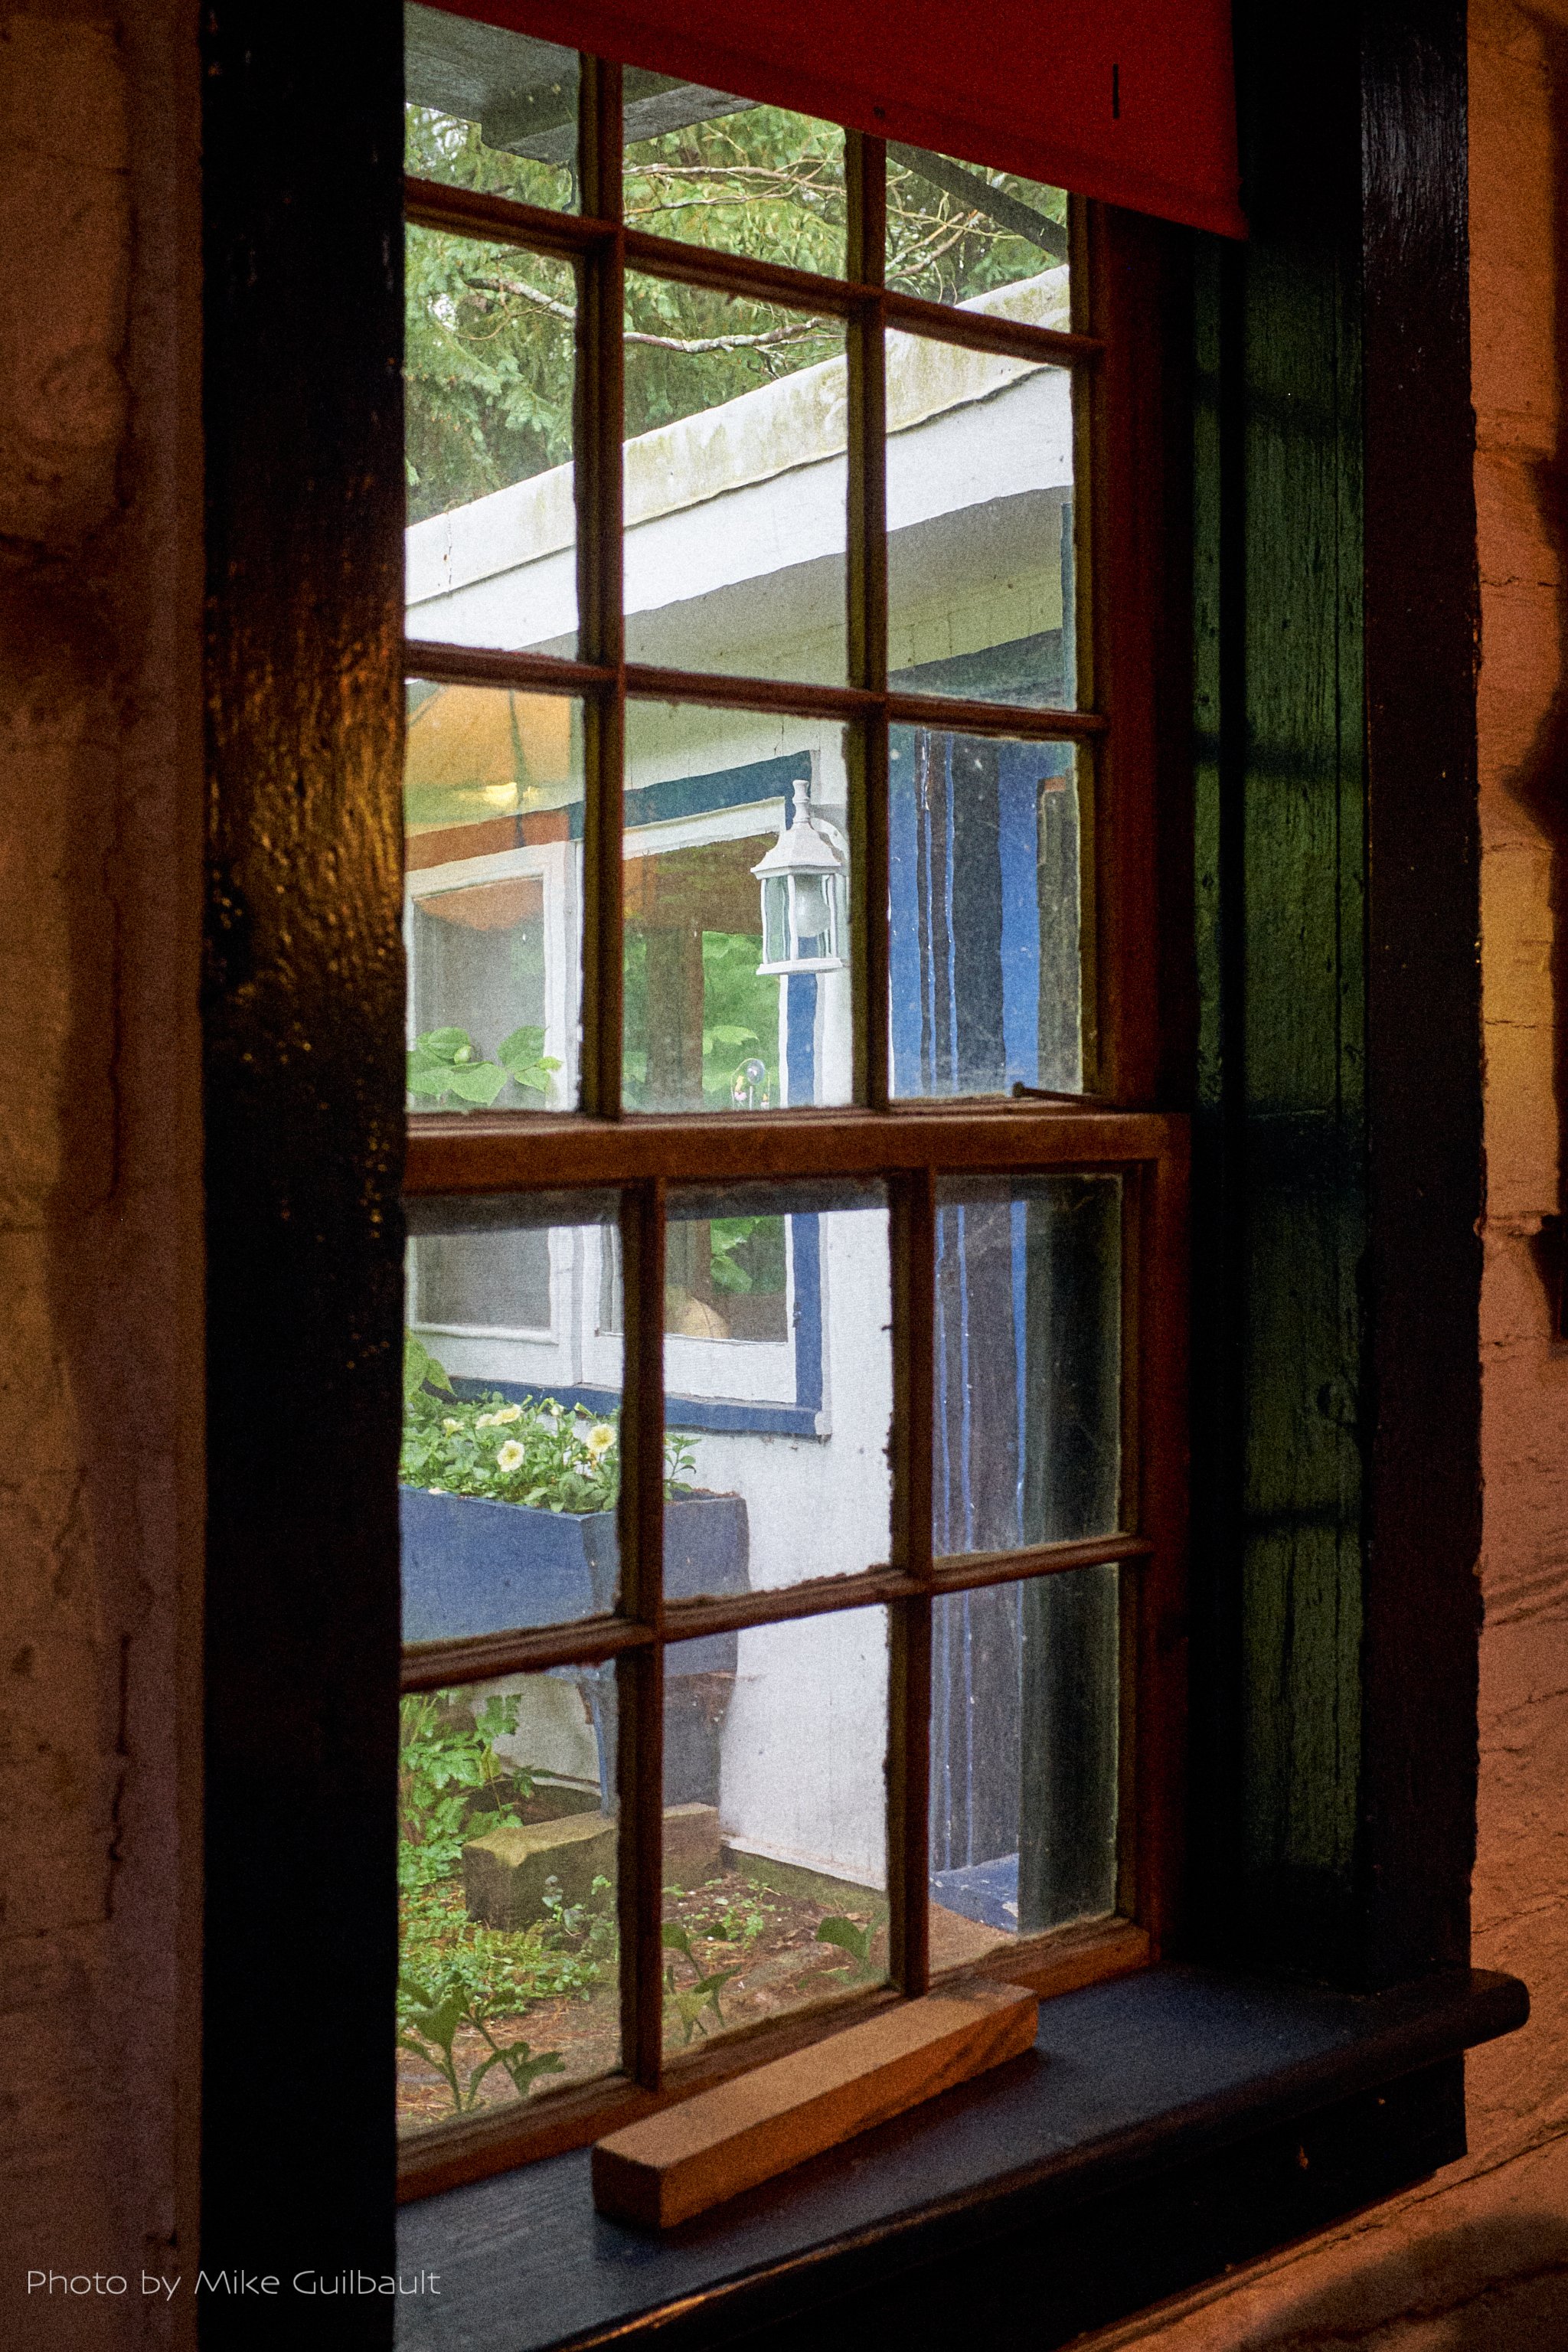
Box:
[398,27,1181,2185]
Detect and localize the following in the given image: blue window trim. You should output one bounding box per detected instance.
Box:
[566,749,809,838]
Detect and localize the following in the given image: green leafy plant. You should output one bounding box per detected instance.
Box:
[698,932,778,1109]
[400,1873,617,2017]
[815,1914,881,1984]
[707,1214,787,1297]
[712,1899,769,1947]
[404,1330,452,1406]
[541,1871,619,1967]
[403,1338,697,1512]
[662,1922,743,2044]
[407,1023,560,1110]
[397,1959,567,2114]
[398,1690,533,1893]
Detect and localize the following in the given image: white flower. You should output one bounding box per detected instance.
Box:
[475,1412,499,1429]
[493,1403,523,1425]
[585,1423,616,1458]
[496,1440,525,1473]
[441,1417,460,1433]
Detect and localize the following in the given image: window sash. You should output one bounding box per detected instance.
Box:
[397,55,1185,2190]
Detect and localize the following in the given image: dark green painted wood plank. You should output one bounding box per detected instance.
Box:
[1191,2,1480,1984]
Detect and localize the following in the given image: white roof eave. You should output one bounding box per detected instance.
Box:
[406,266,1072,618]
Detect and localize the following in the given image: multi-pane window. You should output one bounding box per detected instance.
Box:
[397,3,1186,2181]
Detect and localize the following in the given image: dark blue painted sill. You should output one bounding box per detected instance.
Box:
[394,1965,1527,2351]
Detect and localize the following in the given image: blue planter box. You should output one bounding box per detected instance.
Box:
[399,1486,749,1644]
[400,1486,750,1811]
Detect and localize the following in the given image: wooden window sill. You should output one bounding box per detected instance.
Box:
[394,1964,1527,2350]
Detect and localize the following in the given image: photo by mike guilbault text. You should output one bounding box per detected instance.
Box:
[25,2269,443,2298]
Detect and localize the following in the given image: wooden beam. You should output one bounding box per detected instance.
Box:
[592,1978,1038,2226]
[403,1106,1184,1195]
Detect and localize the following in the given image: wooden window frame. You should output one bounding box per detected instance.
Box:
[201,6,1530,2332]
[397,57,1188,2200]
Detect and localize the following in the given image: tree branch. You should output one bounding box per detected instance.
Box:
[464,272,819,357]
[887,144,1067,260]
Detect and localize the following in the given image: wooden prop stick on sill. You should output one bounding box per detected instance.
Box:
[592,1978,1039,2228]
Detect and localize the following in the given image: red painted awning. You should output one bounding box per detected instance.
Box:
[420,0,1246,240]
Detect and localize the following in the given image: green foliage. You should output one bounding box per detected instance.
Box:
[541,1870,619,1958]
[400,1872,616,2020]
[398,1690,533,1893]
[404,106,577,521]
[626,106,847,274]
[404,1329,452,1404]
[397,1960,567,2115]
[815,1914,881,1984]
[621,929,779,1112]
[402,1345,698,1512]
[707,1214,786,1298]
[407,1024,560,1110]
[662,1922,743,2043]
[675,1886,773,1948]
[698,932,778,1107]
[399,1864,616,2113]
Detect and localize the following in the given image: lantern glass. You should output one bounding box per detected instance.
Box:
[763,871,791,968]
[792,869,833,950]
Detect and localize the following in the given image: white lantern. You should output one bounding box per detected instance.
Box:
[753,779,848,976]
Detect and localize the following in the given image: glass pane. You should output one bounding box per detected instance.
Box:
[928,1566,1119,1965]
[404,681,583,1113]
[886,145,1067,307]
[405,230,577,648]
[887,330,1075,710]
[625,275,845,684]
[933,1176,1122,1557]
[622,703,854,1112]
[404,4,579,207]
[650,1183,891,1598]
[625,94,845,276]
[402,1204,625,1635]
[890,733,1083,1098]
[661,1609,888,2053]
[399,1671,619,2137]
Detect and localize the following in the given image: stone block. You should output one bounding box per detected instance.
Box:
[662,1804,721,1890]
[463,1811,616,1929]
